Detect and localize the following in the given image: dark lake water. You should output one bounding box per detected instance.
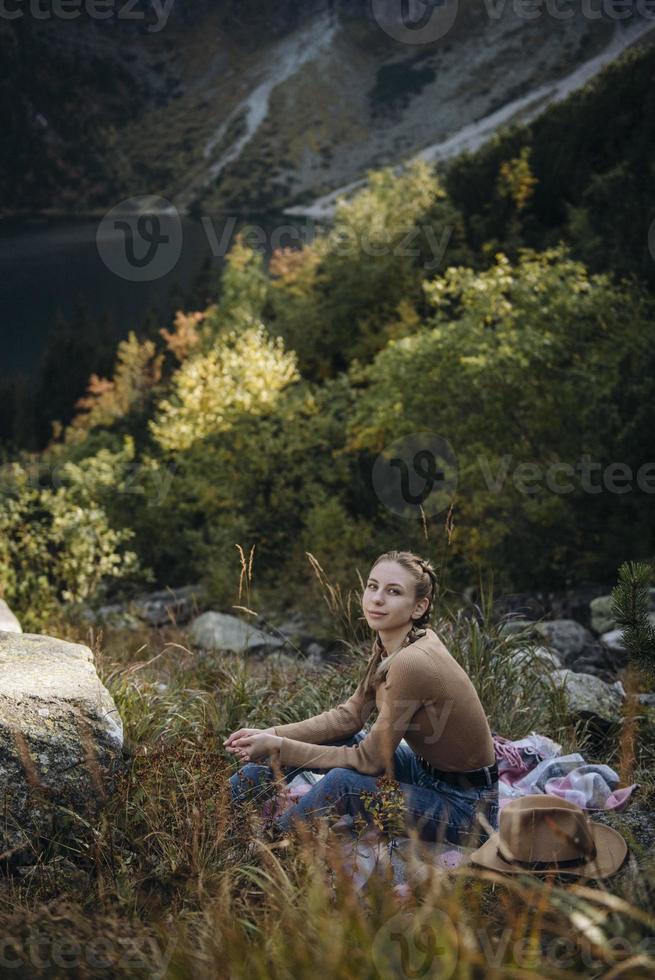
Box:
[0,211,319,379]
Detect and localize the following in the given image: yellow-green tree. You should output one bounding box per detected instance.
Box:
[149,323,299,453]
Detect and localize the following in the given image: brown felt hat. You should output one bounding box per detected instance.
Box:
[470,794,628,879]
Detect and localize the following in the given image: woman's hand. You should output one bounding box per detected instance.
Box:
[224,726,275,749]
[224,732,282,764]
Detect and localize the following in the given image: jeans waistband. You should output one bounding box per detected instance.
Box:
[417,756,499,789]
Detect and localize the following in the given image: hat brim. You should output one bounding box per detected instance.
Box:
[470,822,628,879]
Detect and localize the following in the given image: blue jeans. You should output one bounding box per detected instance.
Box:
[229,730,499,846]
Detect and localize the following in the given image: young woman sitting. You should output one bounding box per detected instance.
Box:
[225,550,499,846]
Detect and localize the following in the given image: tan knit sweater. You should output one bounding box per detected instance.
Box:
[273,627,495,778]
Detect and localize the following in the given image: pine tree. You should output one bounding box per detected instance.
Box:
[610,560,655,682]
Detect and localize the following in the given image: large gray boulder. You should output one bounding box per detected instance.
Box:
[534,619,592,664]
[0,631,124,863]
[189,611,283,653]
[0,600,21,634]
[549,668,625,728]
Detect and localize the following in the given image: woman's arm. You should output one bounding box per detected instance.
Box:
[275,648,441,776]
[272,677,376,744]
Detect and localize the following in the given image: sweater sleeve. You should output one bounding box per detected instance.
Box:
[276,651,431,777]
[272,673,376,744]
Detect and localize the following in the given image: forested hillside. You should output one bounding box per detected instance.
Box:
[2,37,654,632]
[444,41,655,291]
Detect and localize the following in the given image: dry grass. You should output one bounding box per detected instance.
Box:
[0,557,653,977]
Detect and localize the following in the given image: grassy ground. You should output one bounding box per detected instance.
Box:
[0,570,653,978]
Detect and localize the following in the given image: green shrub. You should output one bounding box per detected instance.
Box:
[0,441,145,630]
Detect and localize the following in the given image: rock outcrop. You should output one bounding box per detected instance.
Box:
[0,631,124,863]
[0,600,21,634]
[534,619,593,664]
[189,611,284,654]
[550,669,625,728]
[82,584,205,631]
[508,646,563,671]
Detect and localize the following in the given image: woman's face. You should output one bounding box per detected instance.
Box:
[362,560,428,631]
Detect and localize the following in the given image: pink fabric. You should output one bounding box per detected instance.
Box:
[492,735,639,812]
[544,773,637,812]
[261,778,316,823]
[434,848,469,869]
[492,734,526,772]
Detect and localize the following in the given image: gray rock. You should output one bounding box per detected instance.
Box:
[189,611,283,653]
[498,619,537,639]
[592,592,655,636]
[508,646,563,671]
[0,630,124,863]
[534,620,592,663]
[273,612,307,637]
[567,637,630,681]
[15,854,88,890]
[492,586,612,632]
[84,603,141,631]
[80,584,204,630]
[601,615,655,655]
[305,641,326,663]
[264,652,298,669]
[549,668,625,727]
[591,800,655,866]
[590,595,615,635]
[131,584,204,627]
[0,600,21,634]
[600,628,627,653]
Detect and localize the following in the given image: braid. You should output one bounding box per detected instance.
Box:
[412,557,438,628]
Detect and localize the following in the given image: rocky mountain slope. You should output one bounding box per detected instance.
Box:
[2,1,653,216]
